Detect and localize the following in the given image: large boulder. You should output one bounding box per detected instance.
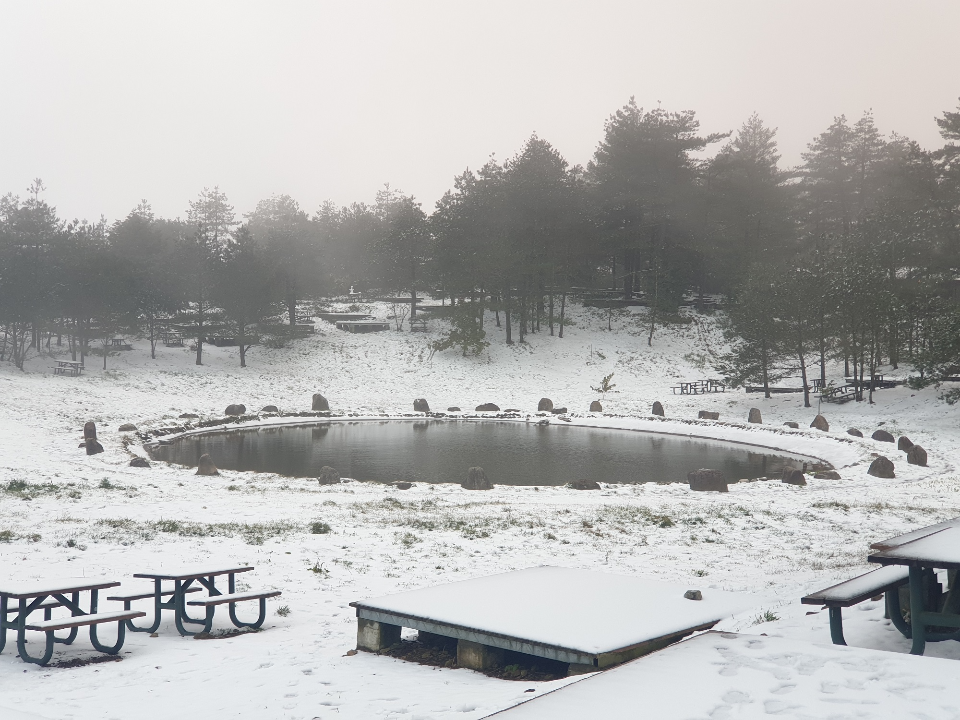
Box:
[475,403,500,412]
[85,439,104,456]
[118,423,137,432]
[748,408,762,424]
[810,415,829,432]
[814,470,841,480]
[687,468,728,492]
[447,407,461,412]
[225,404,246,416]
[698,411,720,420]
[783,422,799,429]
[906,445,928,466]
[413,398,430,413]
[867,456,895,478]
[589,401,603,412]
[260,405,280,413]
[897,436,915,452]
[312,393,330,412]
[847,428,863,437]
[83,421,97,440]
[872,429,895,443]
[538,398,554,412]
[570,478,601,490]
[196,454,219,476]
[462,467,492,490]
[129,457,150,468]
[652,401,664,417]
[317,466,340,485]
[781,468,807,486]
[550,407,568,414]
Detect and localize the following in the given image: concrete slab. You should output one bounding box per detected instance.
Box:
[350,566,754,668]
[485,631,960,719]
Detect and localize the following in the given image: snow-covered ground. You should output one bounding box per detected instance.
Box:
[2,301,960,719]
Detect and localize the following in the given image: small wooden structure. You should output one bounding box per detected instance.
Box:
[317,312,373,323]
[670,379,725,395]
[53,360,84,376]
[410,318,428,332]
[336,320,389,334]
[350,567,751,674]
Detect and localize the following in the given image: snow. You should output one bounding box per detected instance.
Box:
[801,565,909,604]
[870,515,960,550]
[0,578,120,598]
[484,631,960,719]
[354,566,755,655]
[2,300,960,718]
[131,565,254,580]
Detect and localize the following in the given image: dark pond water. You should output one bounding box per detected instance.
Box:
[148,420,818,486]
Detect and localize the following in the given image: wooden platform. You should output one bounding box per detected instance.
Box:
[317,312,373,322]
[336,321,389,333]
[350,567,753,672]
[484,631,960,719]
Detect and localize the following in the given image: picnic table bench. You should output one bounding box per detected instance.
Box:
[819,384,857,403]
[670,379,725,395]
[119,566,281,636]
[52,360,84,377]
[409,317,428,332]
[804,516,960,655]
[0,578,145,665]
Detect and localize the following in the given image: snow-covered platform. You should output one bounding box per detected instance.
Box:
[485,631,960,718]
[350,567,753,671]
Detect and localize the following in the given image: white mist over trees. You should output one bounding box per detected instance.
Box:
[1,97,959,396]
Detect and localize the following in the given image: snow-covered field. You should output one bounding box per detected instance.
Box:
[2,301,960,719]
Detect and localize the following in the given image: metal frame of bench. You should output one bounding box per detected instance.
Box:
[106,587,202,633]
[801,567,910,645]
[22,610,146,664]
[186,590,282,632]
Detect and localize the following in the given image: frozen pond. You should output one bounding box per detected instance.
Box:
[148,420,818,486]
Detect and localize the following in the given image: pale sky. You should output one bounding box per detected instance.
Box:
[1,0,958,224]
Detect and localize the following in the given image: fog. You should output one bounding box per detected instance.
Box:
[1,0,956,221]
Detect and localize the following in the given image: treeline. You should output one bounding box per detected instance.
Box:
[0,97,958,378]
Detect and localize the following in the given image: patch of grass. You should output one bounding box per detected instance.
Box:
[275,605,291,617]
[753,609,780,625]
[309,561,329,577]
[812,500,850,512]
[396,531,422,547]
[0,530,14,543]
[98,479,117,490]
[226,485,240,491]
[310,521,331,535]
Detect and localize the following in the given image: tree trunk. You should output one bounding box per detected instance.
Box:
[548,291,554,336]
[287,297,297,326]
[799,346,810,408]
[504,289,513,345]
[558,292,566,339]
[761,338,771,399]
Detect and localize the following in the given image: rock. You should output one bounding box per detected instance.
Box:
[589,401,603,412]
[652,401,664,417]
[505,408,520,413]
[906,445,928,466]
[393,481,413,490]
[118,423,137,432]
[179,413,199,419]
[570,479,600,490]
[781,468,807,485]
[317,466,340,485]
[687,468,728,492]
[867,456,895,478]
[260,405,280,413]
[698,411,720,420]
[814,470,841,480]
[748,408,762,424]
[312,393,329,411]
[683,590,702,601]
[897,436,914,452]
[128,457,150,468]
[538,398,554,412]
[224,404,246,416]
[550,407,568,414]
[447,407,461,412]
[872,429,895,443]
[195,454,219,476]
[475,403,500,412]
[847,428,863,437]
[85,439,104,456]
[83,421,97,440]
[810,415,829,432]
[783,422,799,429]
[413,398,430,412]
[462,467,492,490]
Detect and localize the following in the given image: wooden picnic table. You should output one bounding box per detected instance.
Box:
[53,360,84,377]
[670,379,725,395]
[0,578,144,665]
[124,565,279,636]
[868,517,960,655]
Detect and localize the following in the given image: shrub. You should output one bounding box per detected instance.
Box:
[310,521,331,535]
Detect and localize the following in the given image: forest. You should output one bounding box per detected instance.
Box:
[1,97,959,405]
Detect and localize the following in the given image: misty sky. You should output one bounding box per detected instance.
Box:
[1,1,958,224]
